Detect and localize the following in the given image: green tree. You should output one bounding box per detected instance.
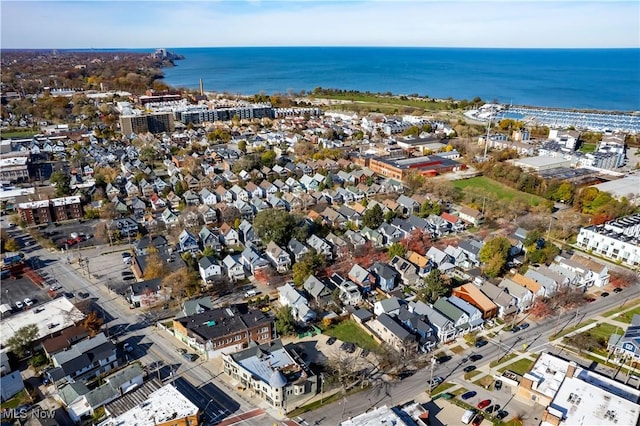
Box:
[50,170,71,197]
[7,324,38,358]
[292,253,325,286]
[385,210,397,223]
[479,236,511,278]
[275,305,296,336]
[418,269,449,303]
[237,140,247,153]
[387,242,407,259]
[362,204,384,229]
[253,208,296,246]
[261,150,276,167]
[404,171,426,193]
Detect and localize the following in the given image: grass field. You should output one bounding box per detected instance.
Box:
[616,306,640,324]
[603,300,640,319]
[549,319,597,341]
[453,176,546,206]
[498,358,535,375]
[324,320,381,352]
[579,143,597,153]
[489,352,517,368]
[0,130,36,139]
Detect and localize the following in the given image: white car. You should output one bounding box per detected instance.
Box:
[50,283,63,292]
[15,300,24,310]
[24,298,33,307]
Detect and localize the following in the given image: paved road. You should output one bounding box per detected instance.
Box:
[301,283,640,425]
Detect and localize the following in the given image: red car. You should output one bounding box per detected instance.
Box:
[477,399,491,410]
[472,414,484,426]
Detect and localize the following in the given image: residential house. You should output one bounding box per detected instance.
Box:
[165,192,181,209]
[458,206,484,227]
[307,234,333,260]
[426,246,455,272]
[389,255,420,285]
[161,208,179,227]
[124,180,140,198]
[361,226,385,248]
[223,255,245,282]
[458,239,484,267]
[321,206,346,228]
[370,262,399,292]
[303,275,332,307]
[265,241,292,273]
[523,269,560,296]
[348,264,374,293]
[219,223,240,246]
[407,251,433,277]
[149,194,167,211]
[373,297,403,317]
[128,278,170,308]
[378,222,405,245]
[396,306,438,353]
[396,195,420,215]
[511,273,548,299]
[330,273,362,306]
[109,217,139,238]
[452,284,499,319]
[198,204,218,225]
[238,220,262,247]
[367,313,417,353]
[477,282,518,319]
[246,181,265,199]
[0,371,24,402]
[134,235,168,256]
[441,212,465,232]
[344,230,367,250]
[409,300,457,342]
[278,283,316,323]
[198,256,223,284]
[557,254,610,288]
[287,238,310,262]
[433,297,473,335]
[444,245,470,269]
[199,226,222,252]
[241,246,270,275]
[47,333,118,384]
[499,278,534,312]
[325,232,349,259]
[235,200,255,221]
[448,296,484,331]
[182,296,215,317]
[178,229,199,253]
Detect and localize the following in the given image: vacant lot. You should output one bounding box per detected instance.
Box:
[499,358,535,375]
[453,176,545,206]
[324,320,380,352]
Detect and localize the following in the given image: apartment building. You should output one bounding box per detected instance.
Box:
[17,196,83,226]
[576,213,640,268]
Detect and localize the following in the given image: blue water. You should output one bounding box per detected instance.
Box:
[160,47,640,112]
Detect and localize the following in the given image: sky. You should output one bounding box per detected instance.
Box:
[1,1,639,49]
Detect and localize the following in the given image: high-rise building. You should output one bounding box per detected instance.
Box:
[119,112,175,135]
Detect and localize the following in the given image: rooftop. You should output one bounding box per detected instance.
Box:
[0,297,85,341]
[523,352,572,399]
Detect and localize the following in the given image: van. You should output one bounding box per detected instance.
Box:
[462,409,477,425]
[244,290,257,298]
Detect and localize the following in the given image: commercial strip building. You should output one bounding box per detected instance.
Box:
[17,195,83,226]
[592,175,640,205]
[517,352,640,426]
[354,154,464,180]
[576,213,640,268]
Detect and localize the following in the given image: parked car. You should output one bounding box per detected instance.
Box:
[470,354,483,362]
[613,287,623,293]
[494,380,503,390]
[78,292,90,298]
[601,292,610,298]
[435,355,452,364]
[360,349,370,358]
[463,365,477,373]
[486,404,500,413]
[461,391,477,400]
[585,297,596,303]
[472,414,484,426]
[477,399,491,409]
[176,348,187,355]
[23,298,33,307]
[50,283,63,292]
[496,410,509,420]
[15,300,24,310]
[123,343,133,353]
[511,325,521,333]
[475,340,488,348]
[326,336,337,345]
[519,323,530,331]
[182,352,198,362]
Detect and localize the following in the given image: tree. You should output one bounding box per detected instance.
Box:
[404,171,426,193]
[83,311,104,336]
[162,267,199,300]
[387,242,407,259]
[275,305,296,336]
[50,170,71,197]
[479,236,511,277]
[418,269,450,303]
[237,140,247,153]
[261,150,276,167]
[143,252,169,279]
[7,324,38,358]
[384,210,396,223]
[292,253,325,286]
[3,237,19,252]
[253,208,296,246]
[362,204,384,229]
[529,296,555,319]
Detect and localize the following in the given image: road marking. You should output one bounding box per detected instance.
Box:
[216,408,265,426]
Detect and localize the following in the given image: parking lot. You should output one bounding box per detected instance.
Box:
[0,272,52,314]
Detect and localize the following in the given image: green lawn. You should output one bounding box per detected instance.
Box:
[549,319,597,340]
[464,370,482,380]
[579,143,597,153]
[498,358,535,375]
[452,176,546,207]
[324,320,381,352]
[0,130,36,139]
[314,92,452,111]
[617,306,640,324]
[603,300,639,317]
[585,323,620,341]
[490,352,517,367]
[0,389,30,410]
[450,345,466,354]
[430,382,455,395]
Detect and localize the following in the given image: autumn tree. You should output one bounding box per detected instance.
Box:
[253,208,296,246]
[83,311,104,336]
[7,324,38,358]
[162,267,199,300]
[529,296,555,319]
[479,236,511,277]
[404,171,426,193]
[292,253,325,286]
[143,252,169,279]
[3,237,20,252]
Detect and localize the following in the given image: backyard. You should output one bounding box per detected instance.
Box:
[453,176,546,207]
[323,320,381,352]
